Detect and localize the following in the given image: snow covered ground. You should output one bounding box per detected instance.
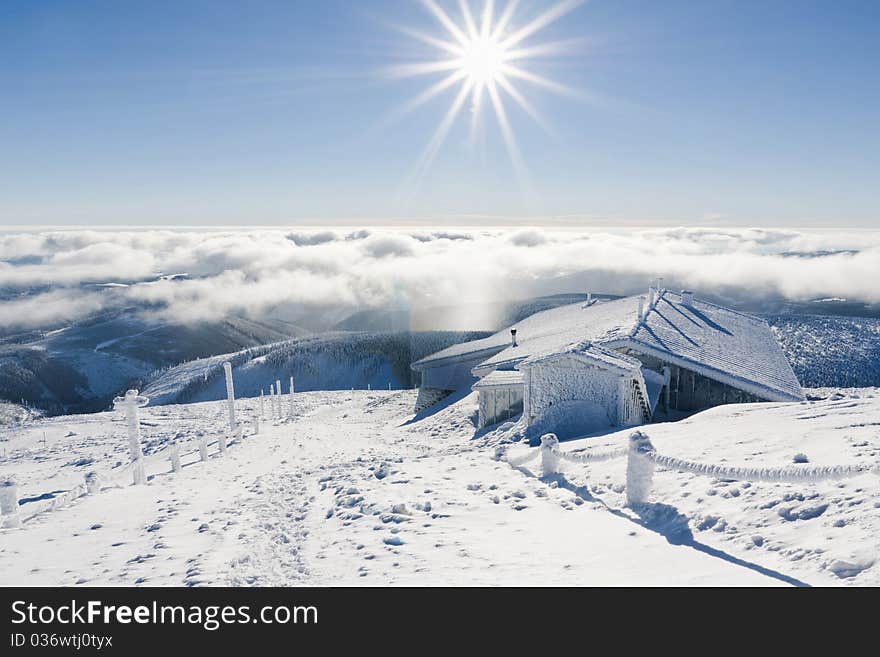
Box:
[1,387,878,586]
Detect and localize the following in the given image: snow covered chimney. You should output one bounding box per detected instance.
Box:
[681,290,694,306]
[510,328,518,347]
[638,296,646,320]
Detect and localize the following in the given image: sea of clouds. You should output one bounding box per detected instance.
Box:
[1,226,878,331]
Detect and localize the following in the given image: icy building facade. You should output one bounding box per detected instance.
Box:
[412,287,804,435]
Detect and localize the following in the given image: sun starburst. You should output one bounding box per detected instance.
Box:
[388,0,585,187]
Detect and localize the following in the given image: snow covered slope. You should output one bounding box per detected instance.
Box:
[141,331,491,406]
[0,311,305,414]
[0,387,877,586]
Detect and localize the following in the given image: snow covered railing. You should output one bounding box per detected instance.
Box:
[2,363,274,531]
[500,431,880,509]
[632,432,880,506]
[498,433,627,471]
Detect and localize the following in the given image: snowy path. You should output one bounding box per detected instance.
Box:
[1,389,878,585]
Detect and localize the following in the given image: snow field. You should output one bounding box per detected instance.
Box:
[1,387,878,585]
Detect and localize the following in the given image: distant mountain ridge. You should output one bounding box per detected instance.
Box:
[0,311,307,414]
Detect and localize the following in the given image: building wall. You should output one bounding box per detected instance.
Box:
[668,365,762,411]
[622,351,764,412]
[478,386,524,427]
[418,352,493,391]
[525,360,625,425]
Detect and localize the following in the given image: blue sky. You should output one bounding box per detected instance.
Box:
[1,0,878,227]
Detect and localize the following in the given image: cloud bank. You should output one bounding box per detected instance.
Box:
[1,226,879,331]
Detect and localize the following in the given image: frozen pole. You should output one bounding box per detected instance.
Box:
[275,379,282,418]
[540,433,560,477]
[269,384,275,419]
[113,389,149,486]
[0,479,21,529]
[289,376,295,419]
[223,361,236,433]
[626,431,655,507]
[169,442,182,473]
[260,389,265,420]
[198,434,208,462]
[84,471,101,495]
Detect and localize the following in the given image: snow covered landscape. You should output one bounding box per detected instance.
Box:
[2,0,879,596]
[1,381,877,586]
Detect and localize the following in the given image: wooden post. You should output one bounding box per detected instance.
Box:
[218,433,227,455]
[269,384,275,419]
[275,379,282,418]
[540,433,560,477]
[260,389,265,420]
[198,435,208,462]
[0,479,21,528]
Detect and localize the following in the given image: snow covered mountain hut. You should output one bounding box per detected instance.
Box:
[411,288,804,433]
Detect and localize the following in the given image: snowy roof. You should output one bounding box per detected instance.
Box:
[518,341,642,373]
[415,288,804,404]
[471,370,524,389]
[411,297,634,370]
[615,291,805,403]
[472,297,642,374]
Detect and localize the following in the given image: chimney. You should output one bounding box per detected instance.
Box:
[681,290,694,306]
[638,296,646,320]
[510,328,518,347]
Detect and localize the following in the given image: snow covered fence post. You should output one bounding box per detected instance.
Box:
[275,379,282,418]
[251,416,259,435]
[223,361,236,434]
[269,384,275,419]
[0,479,21,529]
[540,433,560,477]
[169,443,182,473]
[260,389,265,420]
[218,432,227,456]
[84,471,100,495]
[625,431,655,506]
[288,376,295,419]
[113,389,149,486]
[198,434,208,462]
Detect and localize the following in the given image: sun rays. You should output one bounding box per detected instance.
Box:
[388,0,586,188]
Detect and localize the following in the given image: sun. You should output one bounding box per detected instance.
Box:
[387,0,585,186]
[459,33,507,86]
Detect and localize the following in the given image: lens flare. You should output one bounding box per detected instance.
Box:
[388,0,585,186]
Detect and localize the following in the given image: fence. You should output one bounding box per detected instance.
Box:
[0,361,293,531]
[501,431,880,508]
